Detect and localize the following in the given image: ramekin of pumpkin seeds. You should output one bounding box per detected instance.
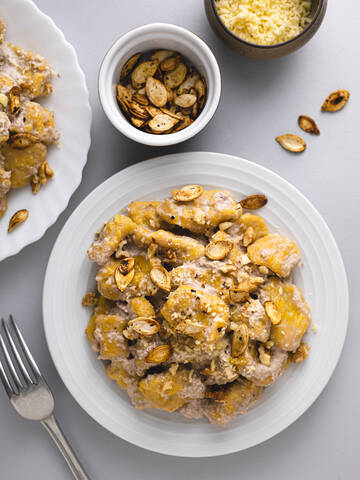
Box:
[116,50,207,135]
[98,23,221,146]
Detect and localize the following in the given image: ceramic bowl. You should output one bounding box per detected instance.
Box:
[204,0,328,59]
[98,23,221,146]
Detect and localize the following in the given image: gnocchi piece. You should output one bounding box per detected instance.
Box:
[94,314,128,360]
[139,368,205,412]
[87,214,136,265]
[204,379,263,426]
[2,142,47,188]
[130,297,155,317]
[239,344,289,387]
[106,362,134,389]
[161,285,230,345]
[6,43,54,99]
[10,101,59,145]
[239,213,269,240]
[151,229,205,262]
[85,295,113,345]
[157,189,238,234]
[127,201,162,230]
[247,233,301,277]
[262,278,311,352]
[97,255,156,300]
[170,264,234,302]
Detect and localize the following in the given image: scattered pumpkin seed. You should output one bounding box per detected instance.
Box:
[276,134,306,153]
[8,208,28,233]
[321,89,350,112]
[298,115,320,135]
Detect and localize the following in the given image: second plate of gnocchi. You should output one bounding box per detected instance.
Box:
[43,151,348,456]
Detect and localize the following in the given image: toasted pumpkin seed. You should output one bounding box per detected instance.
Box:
[171,116,192,133]
[160,54,180,72]
[175,320,205,336]
[276,134,306,152]
[146,344,171,363]
[145,105,162,118]
[174,93,197,108]
[177,71,200,95]
[205,239,233,260]
[172,184,203,202]
[8,86,20,114]
[129,101,149,119]
[131,60,159,89]
[265,301,281,325]
[131,116,146,128]
[117,98,130,116]
[160,107,182,120]
[322,89,350,112]
[150,50,174,62]
[8,133,40,149]
[146,76,168,107]
[195,79,206,99]
[133,93,149,106]
[150,265,171,291]
[129,317,160,336]
[118,257,135,275]
[164,62,187,89]
[120,53,141,82]
[232,324,249,357]
[148,113,178,133]
[298,115,320,135]
[116,84,133,104]
[114,267,135,292]
[165,86,174,103]
[240,194,268,210]
[8,209,28,233]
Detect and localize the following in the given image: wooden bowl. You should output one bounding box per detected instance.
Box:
[204,0,328,59]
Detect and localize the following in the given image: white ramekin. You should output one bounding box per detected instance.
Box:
[98,23,221,146]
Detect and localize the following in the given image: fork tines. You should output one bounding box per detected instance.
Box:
[0,315,41,397]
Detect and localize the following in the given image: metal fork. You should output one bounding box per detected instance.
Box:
[0,315,89,480]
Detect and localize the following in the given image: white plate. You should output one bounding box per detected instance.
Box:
[43,152,349,457]
[0,0,91,261]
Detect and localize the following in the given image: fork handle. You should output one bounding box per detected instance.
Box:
[41,414,89,480]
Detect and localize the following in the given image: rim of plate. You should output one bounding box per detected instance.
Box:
[43,152,349,457]
[0,0,91,261]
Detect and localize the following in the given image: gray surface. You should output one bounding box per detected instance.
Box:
[0,0,358,478]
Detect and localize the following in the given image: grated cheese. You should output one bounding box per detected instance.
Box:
[215,0,312,46]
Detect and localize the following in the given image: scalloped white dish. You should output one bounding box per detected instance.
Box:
[0,0,91,262]
[43,152,349,457]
